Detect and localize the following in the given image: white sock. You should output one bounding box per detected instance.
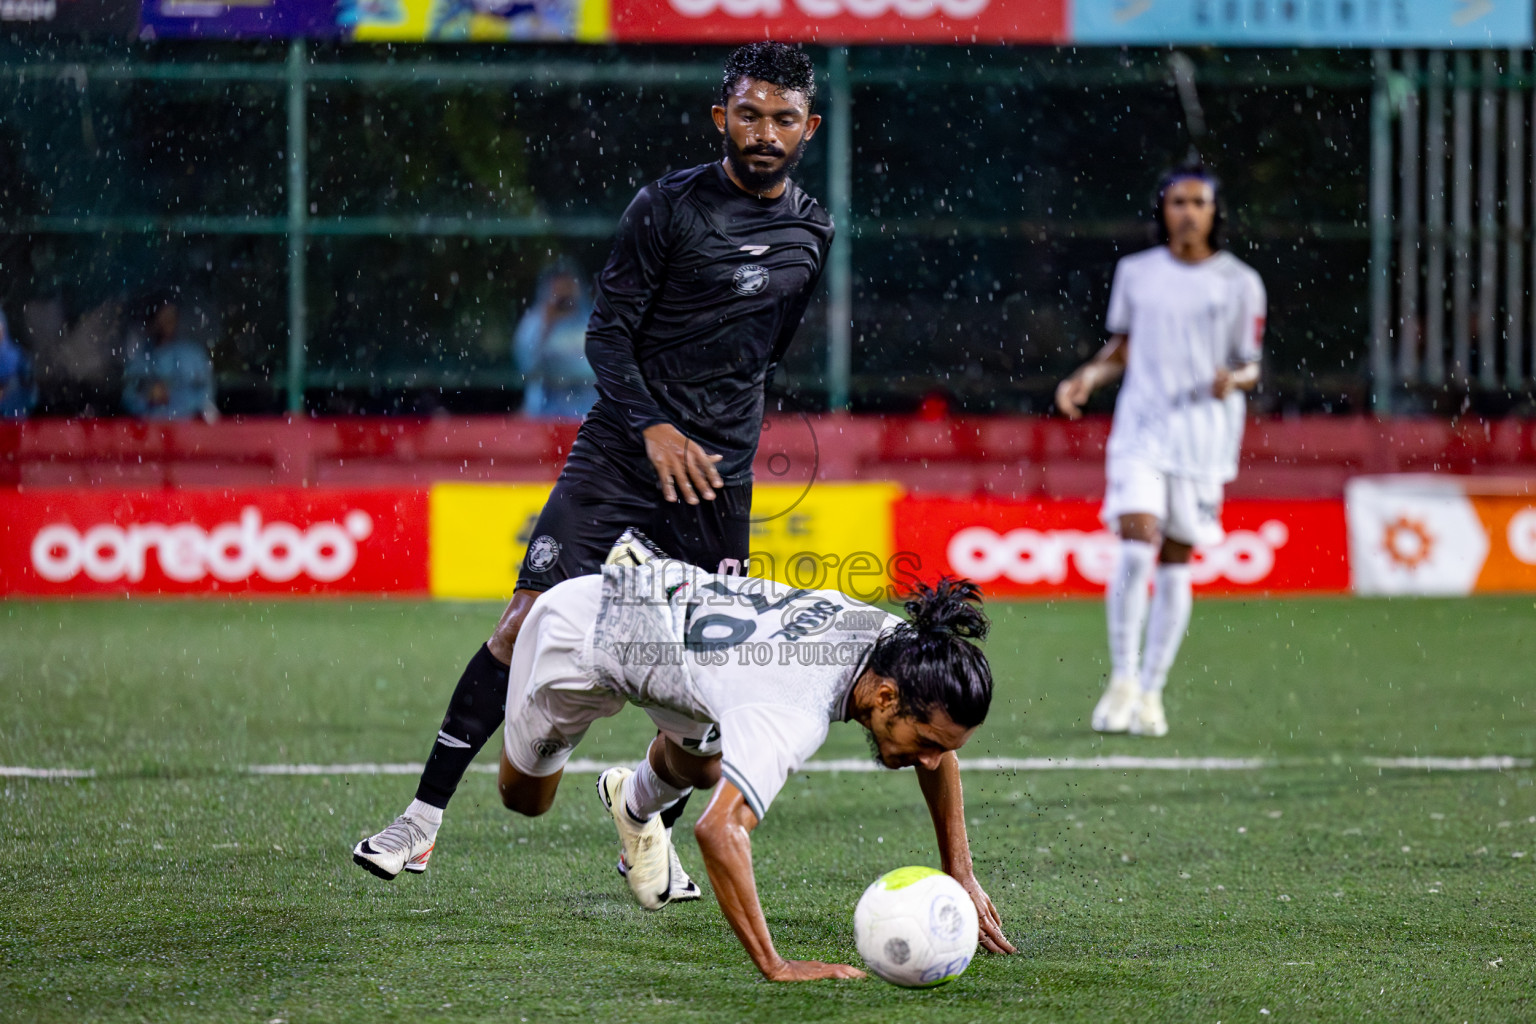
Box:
[1141,563,1193,695]
[1106,539,1156,681]
[625,758,690,823]
[406,798,443,831]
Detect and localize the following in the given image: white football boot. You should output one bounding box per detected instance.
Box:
[352,813,436,880]
[605,527,669,567]
[597,767,672,910]
[1128,690,1169,737]
[1091,674,1142,733]
[617,828,702,903]
[601,531,698,903]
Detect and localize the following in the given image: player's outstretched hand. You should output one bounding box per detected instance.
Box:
[642,422,725,505]
[763,959,867,982]
[959,876,1016,954]
[1055,373,1091,420]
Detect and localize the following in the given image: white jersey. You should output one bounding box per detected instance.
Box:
[1104,246,1266,483]
[583,562,902,821]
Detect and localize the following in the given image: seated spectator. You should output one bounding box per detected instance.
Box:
[0,311,37,419]
[512,262,596,419]
[122,295,214,421]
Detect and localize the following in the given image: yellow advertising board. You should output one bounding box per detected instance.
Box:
[348,0,608,42]
[745,482,902,603]
[429,481,902,601]
[429,483,553,600]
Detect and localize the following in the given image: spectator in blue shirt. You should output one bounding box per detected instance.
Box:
[122,296,214,421]
[0,311,37,419]
[512,263,597,419]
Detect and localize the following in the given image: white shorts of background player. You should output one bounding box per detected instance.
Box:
[1100,454,1226,550]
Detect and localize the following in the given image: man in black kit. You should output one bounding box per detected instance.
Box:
[353,42,834,909]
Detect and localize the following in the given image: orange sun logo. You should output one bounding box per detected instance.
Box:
[1382,516,1434,570]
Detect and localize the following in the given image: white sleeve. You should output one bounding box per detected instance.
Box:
[717,705,829,821]
[1232,270,1266,365]
[1105,259,1132,335]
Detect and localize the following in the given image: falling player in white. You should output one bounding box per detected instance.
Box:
[1055,166,1265,737]
[492,562,1015,981]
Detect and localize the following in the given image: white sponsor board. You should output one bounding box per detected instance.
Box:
[1345,476,1489,595]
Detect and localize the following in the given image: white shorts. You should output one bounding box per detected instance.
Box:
[1101,456,1226,548]
[501,575,720,778]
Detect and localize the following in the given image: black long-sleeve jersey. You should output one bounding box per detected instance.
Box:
[580,161,835,486]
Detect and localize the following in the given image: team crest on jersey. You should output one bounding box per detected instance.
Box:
[533,737,566,760]
[732,264,770,296]
[526,534,561,572]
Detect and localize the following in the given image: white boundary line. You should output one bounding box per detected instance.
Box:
[1365,756,1534,770]
[245,756,1274,776]
[8,755,1532,779]
[0,767,96,779]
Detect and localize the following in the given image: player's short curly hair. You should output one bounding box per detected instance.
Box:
[1153,163,1226,250]
[720,42,817,109]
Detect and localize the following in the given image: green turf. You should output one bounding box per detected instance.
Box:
[2,596,1533,1023]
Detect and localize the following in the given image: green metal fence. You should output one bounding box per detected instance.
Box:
[2,42,1429,416]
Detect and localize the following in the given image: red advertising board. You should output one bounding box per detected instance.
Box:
[0,489,429,597]
[611,0,1066,43]
[895,496,1349,597]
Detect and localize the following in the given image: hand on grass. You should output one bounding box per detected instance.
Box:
[958,876,1016,954]
[762,959,867,982]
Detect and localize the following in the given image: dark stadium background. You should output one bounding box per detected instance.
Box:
[0,42,1482,418]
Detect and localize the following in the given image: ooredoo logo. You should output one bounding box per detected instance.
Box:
[947,526,1116,587]
[668,0,990,17]
[1506,507,1536,565]
[30,507,375,585]
[947,520,1291,587]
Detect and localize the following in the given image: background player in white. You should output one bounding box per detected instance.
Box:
[491,563,1015,981]
[1055,165,1265,737]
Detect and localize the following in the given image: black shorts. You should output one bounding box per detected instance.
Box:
[516,433,752,592]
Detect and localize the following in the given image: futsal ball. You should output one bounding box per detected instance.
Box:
[853,866,979,987]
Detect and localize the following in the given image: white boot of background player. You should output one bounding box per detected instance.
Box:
[1093,539,1155,732]
[1130,563,1192,737]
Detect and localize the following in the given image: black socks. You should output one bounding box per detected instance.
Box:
[414,643,509,809]
[659,790,691,831]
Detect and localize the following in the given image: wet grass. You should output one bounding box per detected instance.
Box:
[2,596,1533,1022]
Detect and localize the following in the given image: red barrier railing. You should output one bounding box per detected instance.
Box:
[3,415,1534,497]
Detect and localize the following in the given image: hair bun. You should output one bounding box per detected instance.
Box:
[903,576,989,642]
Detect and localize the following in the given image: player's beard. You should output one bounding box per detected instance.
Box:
[865,729,898,770]
[723,132,808,194]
